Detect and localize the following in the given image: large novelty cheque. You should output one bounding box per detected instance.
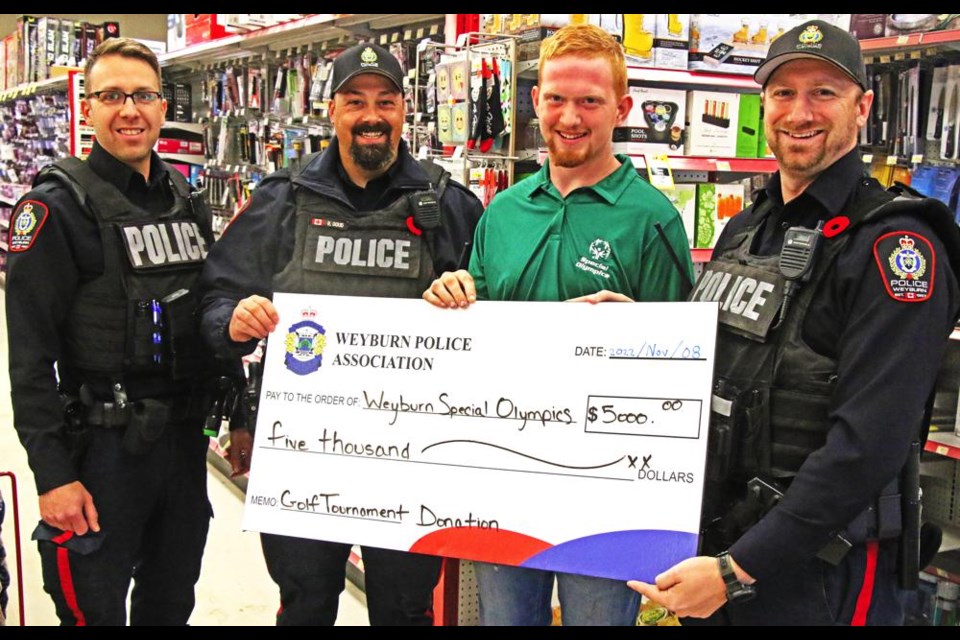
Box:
[242,293,718,582]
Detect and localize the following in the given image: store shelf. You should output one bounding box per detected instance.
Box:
[0,75,68,103]
[0,182,29,206]
[859,29,960,54]
[628,154,778,173]
[691,248,713,263]
[927,431,960,460]
[159,14,445,71]
[627,66,760,90]
[517,59,763,90]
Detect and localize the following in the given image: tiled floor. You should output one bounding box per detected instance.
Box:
[0,288,370,626]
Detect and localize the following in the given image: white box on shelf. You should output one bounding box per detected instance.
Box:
[686,90,740,157]
[653,14,690,70]
[613,86,686,156]
[688,14,809,76]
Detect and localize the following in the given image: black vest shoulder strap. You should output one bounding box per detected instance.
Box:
[417,158,450,201]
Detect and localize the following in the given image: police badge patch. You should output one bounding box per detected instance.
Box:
[9,200,49,252]
[873,231,935,302]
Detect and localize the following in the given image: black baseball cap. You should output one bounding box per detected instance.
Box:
[331,42,404,94]
[754,20,868,91]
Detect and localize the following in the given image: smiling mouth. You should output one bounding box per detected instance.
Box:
[118,128,144,135]
[557,131,587,141]
[783,130,821,139]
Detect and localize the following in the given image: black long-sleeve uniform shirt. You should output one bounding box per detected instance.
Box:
[5,143,177,494]
[197,139,484,358]
[723,149,960,583]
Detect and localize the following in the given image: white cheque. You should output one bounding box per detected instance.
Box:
[242,293,718,582]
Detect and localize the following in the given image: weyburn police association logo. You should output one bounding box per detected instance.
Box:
[284,307,327,376]
[874,231,934,302]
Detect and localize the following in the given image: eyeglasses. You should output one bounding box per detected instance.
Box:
[88,90,163,106]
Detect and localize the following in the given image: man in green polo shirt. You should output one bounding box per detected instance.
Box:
[423,23,694,626]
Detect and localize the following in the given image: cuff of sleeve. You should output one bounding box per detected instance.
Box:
[729,508,834,585]
[33,455,79,496]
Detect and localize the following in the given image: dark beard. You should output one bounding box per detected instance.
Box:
[349,124,395,171]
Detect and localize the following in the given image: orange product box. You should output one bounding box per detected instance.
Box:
[184,14,229,47]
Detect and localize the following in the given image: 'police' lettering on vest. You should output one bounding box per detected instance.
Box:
[315,235,411,270]
[120,221,209,269]
[690,261,785,340]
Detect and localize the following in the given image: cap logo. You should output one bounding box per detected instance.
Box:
[796,24,824,48]
[360,46,379,68]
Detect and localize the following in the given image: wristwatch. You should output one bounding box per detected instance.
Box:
[717,552,757,603]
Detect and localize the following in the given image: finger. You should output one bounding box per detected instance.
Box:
[425,281,456,308]
[84,493,100,533]
[654,569,681,590]
[626,580,659,601]
[432,278,463,308]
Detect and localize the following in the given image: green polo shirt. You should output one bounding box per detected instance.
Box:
[470,155,694,302]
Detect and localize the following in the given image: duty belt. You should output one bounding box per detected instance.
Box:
[75,383,206,428]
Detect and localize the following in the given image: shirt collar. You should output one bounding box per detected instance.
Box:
[765,148,864,215]
[529,154,636,204]
[87,140,167,192]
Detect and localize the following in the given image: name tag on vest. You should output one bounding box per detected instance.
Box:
[690,261,785,340]
[305,225,421,279]
[119,221,209,270]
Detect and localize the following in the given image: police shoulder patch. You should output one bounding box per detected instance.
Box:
[872,230,935,302]
[8,200,50,252]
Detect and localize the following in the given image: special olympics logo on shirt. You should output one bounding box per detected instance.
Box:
[284,308,327,376]
[589,238,611,260]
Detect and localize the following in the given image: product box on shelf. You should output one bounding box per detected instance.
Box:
[885,14,960,37]
[848,14,887,40]
[928,66,949,142]
[653,14,690,70]
[167,14,186,53]
[612,86,686,156]
[694,182,745,249]
[686,90,740,157]
[658,182,697,248]
[736,93,761,158]
[184,14,229,48]
[621,14,656,66]
[941,66,960,161]
[688,14,807,76]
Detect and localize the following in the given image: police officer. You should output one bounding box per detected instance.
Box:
[196,42,483,626]
[5,38,239,625]
[629,20,960,625]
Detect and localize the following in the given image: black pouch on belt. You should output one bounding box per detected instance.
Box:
[122,398,170,455]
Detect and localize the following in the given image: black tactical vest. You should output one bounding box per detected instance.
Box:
[35,157,213,381]
[272,155,447,297]
[692,180,960,487]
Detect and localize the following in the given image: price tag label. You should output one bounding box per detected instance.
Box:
[715,160,731,172]
[894,52,905,61]
[879,55,891,64]
[896,35,910,45]
[910,51,921,59]
[645,154,675,190]
[886,155,898,166]
[911,154,924,164]
[430,24,440,36]
[391,32,400,43]
[404,29,413,40]
[416,27,425,39]
[935,445,949,456]
[379,34,388,45]
[862,154,874,163]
